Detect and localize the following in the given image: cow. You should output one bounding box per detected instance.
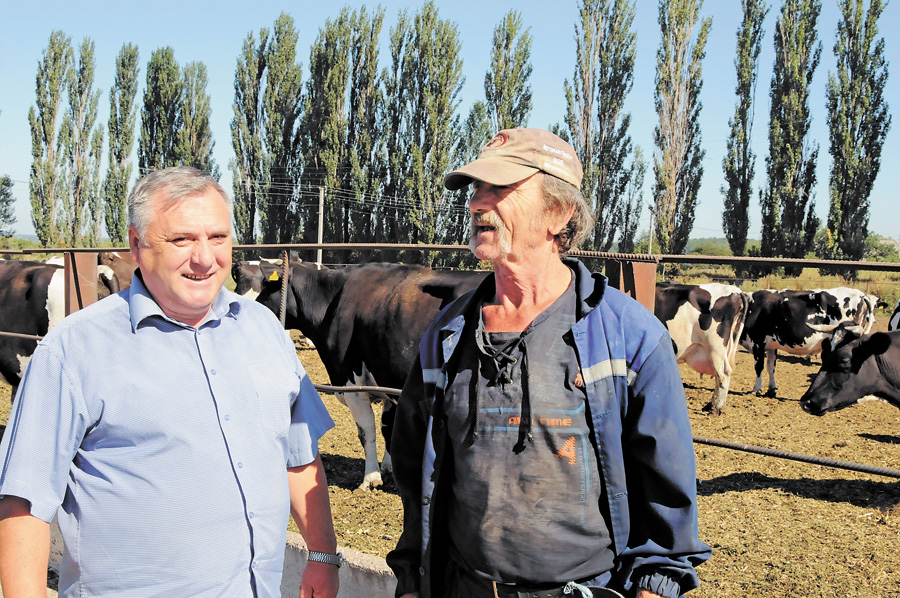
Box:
[256,262,487,491]
[0,260,67,393]
[232,256,302,299]
[800,323,900,415]
[889,300,900,331]
[1,256,138,396]
[654,282,750,415]
[740,287,878,397]
[98,251,138,292]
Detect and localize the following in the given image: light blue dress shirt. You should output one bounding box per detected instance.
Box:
[0,274,334,598]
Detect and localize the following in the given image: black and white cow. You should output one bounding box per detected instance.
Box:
[0,260,67,392]
[740,287,878,396]
[232,256,302,299]
[889,300,900,332]
[800,323,900,415]
[256,262,487,490]
[1,256,138,396]
[654,282,750,415]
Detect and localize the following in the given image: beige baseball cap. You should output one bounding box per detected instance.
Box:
[444,128,583,191]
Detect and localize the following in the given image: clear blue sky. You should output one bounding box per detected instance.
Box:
[1,0,897,244]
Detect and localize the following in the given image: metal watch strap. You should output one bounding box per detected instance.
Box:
[307,550,343,567]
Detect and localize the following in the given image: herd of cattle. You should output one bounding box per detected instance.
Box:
[2,256,899,491]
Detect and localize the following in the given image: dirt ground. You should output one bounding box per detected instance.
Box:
[1,317,897,597]
[305,316,900,598]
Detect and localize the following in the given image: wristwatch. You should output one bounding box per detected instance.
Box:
[307,550,344,568]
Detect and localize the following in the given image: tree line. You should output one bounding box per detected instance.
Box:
[11,0,891,271]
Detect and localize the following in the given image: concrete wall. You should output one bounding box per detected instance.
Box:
[49,521,397,598]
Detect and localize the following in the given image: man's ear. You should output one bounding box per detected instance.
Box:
[549,205,576,236]
[128,227,141,258]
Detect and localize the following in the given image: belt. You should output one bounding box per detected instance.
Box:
[455,565,625,598]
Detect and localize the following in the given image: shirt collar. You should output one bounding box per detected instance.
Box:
[127,269,241,332]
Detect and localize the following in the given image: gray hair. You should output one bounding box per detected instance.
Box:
[541,173,594,253]
[128,166,231,240]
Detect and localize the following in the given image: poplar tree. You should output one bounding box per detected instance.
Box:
[29,30,72,246]
[618,146,646,253]
[484,10,533,130]
[722,0,768,257]
[299,6,384,255]
[406,2,464,256]
[59,37,103,246]
[231,14,304,245]
[759,0,821,266]
[139,47,183,173]
[380,2,464,261]
[104,43,140,244]
[345,7,385,249]
[652,0,711,255]
[562,0,643,252]
[824,0,891,263]
[378,10,413,246]
[0,176,16,238]
[300,9,352,245]
[230,29,268,244]
[178,61,219,178]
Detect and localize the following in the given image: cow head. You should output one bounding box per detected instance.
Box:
[800,323,897,415]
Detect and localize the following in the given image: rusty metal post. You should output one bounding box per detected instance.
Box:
[65,252,99,315]
[604,256,659,313]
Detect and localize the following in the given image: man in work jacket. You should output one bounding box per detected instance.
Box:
[387,128,711,598]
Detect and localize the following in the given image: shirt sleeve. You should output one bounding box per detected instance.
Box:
[284,331,334,468]
[618,335,712,595]
[0,343,92,522]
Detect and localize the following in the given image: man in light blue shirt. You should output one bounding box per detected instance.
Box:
[0,167,340,598]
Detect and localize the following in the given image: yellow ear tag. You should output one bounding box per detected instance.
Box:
[268,271,280,281]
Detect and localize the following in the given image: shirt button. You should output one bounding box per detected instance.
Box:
[418,567,426,576]
[422,496,431,505]
[249,512,254,519]
[237,462,243,469]
[210,369,217,375]
[224,415,231,421]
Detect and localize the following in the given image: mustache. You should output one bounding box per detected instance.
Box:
[471,212,503,229]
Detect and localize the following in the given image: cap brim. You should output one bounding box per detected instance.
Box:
[443,159,539,191]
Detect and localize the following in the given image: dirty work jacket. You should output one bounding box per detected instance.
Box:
[387,259,712,598]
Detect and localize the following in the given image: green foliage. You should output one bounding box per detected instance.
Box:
[381,1,464,265]
[178,61,219,179]
[484,10,533,130]
[759,0,822,271]
[104,43,140,244]
[60,37,103,247]
[864,234,900,263]
[562,0,641,252]
[618,146,645,253]
[652,0,711,255]
[0,175,16,237]
[259,14,305,245]
[29,30,72,247]
[824,0,891,263]
[300,8,353,246]
[139,47,183,172]
[230,28,268,244]
[722,0,768,256]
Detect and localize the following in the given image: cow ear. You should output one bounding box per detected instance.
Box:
[866,332,892,356]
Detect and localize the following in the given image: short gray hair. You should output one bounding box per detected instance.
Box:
[541,173,594,253]
[128,167,231,239]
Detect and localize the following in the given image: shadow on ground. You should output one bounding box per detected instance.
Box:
[697,471,900,509]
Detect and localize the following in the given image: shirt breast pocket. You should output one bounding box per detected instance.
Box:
[248,364,296,437]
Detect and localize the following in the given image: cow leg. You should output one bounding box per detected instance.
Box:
[765,348,778,397]
[380,399,395,477]
[708,348,733,416]
[751,345,766,395]
[336,390,383,491]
